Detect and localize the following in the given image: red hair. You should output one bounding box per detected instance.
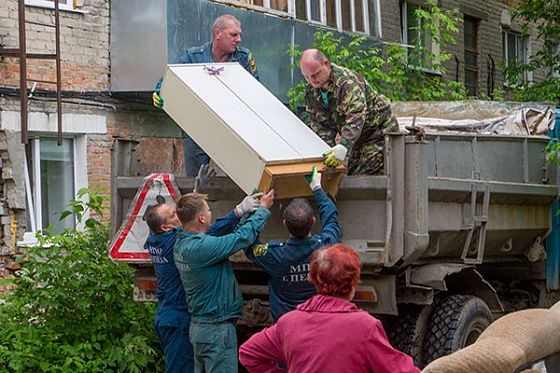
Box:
[309,244,361,298]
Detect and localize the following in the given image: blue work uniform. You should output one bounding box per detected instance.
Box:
[245,188,340,320]
[144,212,238,373]
[167,42,259,176]
[145,227,193,373]
[174,207,271,373]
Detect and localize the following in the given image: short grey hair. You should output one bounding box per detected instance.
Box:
[212,14,241,31]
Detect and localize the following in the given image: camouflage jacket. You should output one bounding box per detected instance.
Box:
[305,64,397,154]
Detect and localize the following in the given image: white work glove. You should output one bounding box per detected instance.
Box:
[323,144,348,168]
[306,166,322,191]
[235,192,263,217]
[193,164,216,193]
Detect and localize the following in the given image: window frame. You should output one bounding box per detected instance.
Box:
[30,135,88,232]
[211,0,372,35]
[25,0,75,11]
[502,29,530,86]
[0,110,106,244]
[400,1,438,73]
[464,16,479,97]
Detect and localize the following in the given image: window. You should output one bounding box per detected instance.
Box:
[464,16,479,96]
[25,0,74,11]
[0,111,106,241]
[215,0,372,34]
[401,2,433,69]
[29,136,88,233]
[302,0,371,33]
[502,30,528,85]
[234,0,289,13]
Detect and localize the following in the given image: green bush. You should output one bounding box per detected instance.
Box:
[503,0,560,106]
[0,189,163,372]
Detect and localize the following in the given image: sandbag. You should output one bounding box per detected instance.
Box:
[423,302,560,373]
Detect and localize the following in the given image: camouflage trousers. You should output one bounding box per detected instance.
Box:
[347,142,385,175]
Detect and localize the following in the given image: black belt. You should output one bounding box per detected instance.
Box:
[191,318,238,325]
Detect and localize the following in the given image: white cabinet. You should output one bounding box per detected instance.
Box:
[161,63,344,198]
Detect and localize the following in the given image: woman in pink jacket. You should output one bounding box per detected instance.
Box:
[239,243,420,373]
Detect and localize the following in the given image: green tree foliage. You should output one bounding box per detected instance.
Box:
[0,189,163,372]
[287,0,466,112]
[547,139,560,166]
[504,0,560,104]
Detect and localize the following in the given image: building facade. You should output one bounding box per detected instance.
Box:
[0,0,550,258]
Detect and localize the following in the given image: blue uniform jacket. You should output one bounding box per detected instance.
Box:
[245,189,340,320]
[144,211,238,327]
[155,41,259,92]
[178,42,259,80]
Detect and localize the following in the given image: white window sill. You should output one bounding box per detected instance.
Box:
[408,65,442,76]
[25,1,87,14]
[502,81,530,89]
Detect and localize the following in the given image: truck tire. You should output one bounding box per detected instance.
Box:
[387,305,431,367]
[422,294,492,364]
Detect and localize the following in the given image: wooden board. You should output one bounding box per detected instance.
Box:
[258,161,346,199]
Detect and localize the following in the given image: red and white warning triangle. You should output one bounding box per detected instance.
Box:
[109,173,180,262]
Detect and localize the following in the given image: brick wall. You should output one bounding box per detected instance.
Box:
[0,0,114,231]
[0,0,110,91]
[378,0,547,97]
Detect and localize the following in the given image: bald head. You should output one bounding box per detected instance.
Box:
[301,49,328,65]
[300,49,331,89]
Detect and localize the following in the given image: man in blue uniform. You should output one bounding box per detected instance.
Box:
[245,167,340,321]
[145,203,194,373]
[152,14,259,176]
[174,189,274,373]
[144,167,263,372]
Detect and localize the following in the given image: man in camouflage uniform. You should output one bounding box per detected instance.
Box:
[299,49,398,175]
[153,14,259,176]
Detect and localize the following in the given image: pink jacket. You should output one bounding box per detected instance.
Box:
[239,294,420,373]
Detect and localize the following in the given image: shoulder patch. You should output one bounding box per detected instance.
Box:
[248,52,257,74]
[252,243,269,257]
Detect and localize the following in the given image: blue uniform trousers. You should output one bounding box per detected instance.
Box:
[155,314,194,373]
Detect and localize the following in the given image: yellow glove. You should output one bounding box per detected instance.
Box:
[322,144,347,168]
[152,90,164,109]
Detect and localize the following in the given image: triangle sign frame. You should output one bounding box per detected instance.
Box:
[109,173,180,262]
